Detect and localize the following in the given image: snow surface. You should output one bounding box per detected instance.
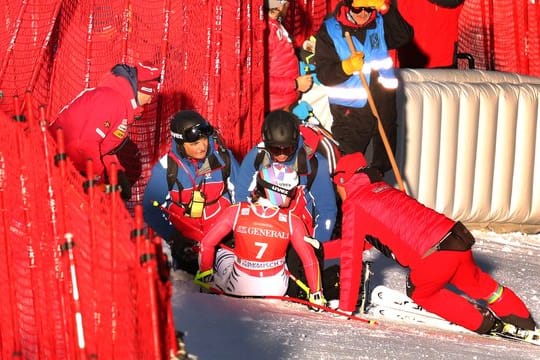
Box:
[172,230,540,359]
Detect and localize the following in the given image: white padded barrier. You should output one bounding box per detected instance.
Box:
[394,69,540,230]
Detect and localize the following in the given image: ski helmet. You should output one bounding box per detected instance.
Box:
[170,110,214,145]
[256,163,299,207]
[262,110,299,157]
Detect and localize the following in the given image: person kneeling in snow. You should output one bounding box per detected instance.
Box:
[195,163,325,308]
[332,152,537,334]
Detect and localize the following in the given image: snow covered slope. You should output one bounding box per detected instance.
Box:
[172,230,540,359]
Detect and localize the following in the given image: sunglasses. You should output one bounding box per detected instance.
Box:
[350,6,375,14]
[267,145,296,157]
[171,123,214,143]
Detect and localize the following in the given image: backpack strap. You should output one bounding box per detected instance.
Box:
[167,154,181,192]
[254,146,318,192]
[306,154,318,191]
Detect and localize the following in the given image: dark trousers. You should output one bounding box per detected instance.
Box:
[330,82,397,173]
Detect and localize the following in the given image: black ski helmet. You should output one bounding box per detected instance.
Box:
[170,110,214,145]
[262,110,299,149]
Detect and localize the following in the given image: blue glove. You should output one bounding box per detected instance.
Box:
[292,101,314,123]
[299,61,320,84]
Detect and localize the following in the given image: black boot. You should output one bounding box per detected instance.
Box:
[475,308,501,334]
[499,314,537,331]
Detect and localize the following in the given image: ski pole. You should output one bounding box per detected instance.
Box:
[194,270,376,324]
[285,269,310,297]
[359,261,373,314]
[343,31,406,193]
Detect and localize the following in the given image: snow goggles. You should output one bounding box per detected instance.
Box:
[350,6,375,14]
[171,123,214,143]
[266,145,296,157]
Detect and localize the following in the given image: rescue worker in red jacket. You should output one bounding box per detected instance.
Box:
[332,152,537,335]
[397,0,464,68]
[195,163,325,307]
[49,61,160,200]
[266,0,313,111]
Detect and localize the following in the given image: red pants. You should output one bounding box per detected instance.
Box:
[409,250,532,332]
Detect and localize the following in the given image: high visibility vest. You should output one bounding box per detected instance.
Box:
[323,15,398,108]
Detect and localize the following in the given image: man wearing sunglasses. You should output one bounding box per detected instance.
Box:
[313,0,412,174]
[235,110,337,300]
[236,110,337,245]
[142,110,240,274]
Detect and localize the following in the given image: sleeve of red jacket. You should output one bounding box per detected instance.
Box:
[97,94,131,175]
[268,23,298,96]
[198,204,239,272]
[339,199,367,312]
[290,214,322,293]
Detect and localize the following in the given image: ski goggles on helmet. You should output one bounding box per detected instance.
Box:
[256,176,297,207]
[171,123,214,143]
[350,6,375,14]
[266,145,296,157]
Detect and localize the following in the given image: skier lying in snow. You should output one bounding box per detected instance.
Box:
[194,163,326,308]
[329,152,537,335]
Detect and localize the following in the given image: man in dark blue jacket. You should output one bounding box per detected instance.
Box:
[235,110,337,244]
[143,110,239,274]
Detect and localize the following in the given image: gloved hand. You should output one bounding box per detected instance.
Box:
[117,170,132,200]
[341,51,364,75]
[308,290,327,311]
[193,269,214,288]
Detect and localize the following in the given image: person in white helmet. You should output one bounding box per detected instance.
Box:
[195,163,325,309]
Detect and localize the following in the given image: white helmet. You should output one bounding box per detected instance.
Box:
[256,163,299,207]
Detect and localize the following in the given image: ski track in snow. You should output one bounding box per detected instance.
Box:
[172,230,540,359]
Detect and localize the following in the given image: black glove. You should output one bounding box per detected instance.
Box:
[117,170,132,200]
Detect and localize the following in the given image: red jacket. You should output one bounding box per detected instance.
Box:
[339,172,455,312]
[268,17,300,110]
[49,70,139,178]
[397,1,463,68]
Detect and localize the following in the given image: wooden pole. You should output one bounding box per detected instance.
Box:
[344,31,406,192]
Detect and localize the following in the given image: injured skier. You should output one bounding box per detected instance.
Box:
[330,152,538,336]
[194,163,326,308]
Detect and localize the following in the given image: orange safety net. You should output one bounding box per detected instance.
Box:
[0,100,177,359]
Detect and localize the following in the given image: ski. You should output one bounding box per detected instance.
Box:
[366,285,540,346]
[368,285,456,321]
[490,323,540,346]
[368,304,468,333]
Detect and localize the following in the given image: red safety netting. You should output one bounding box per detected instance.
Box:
[1,1,540,358]
[0,97,178,359]
[458,0,540,76]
